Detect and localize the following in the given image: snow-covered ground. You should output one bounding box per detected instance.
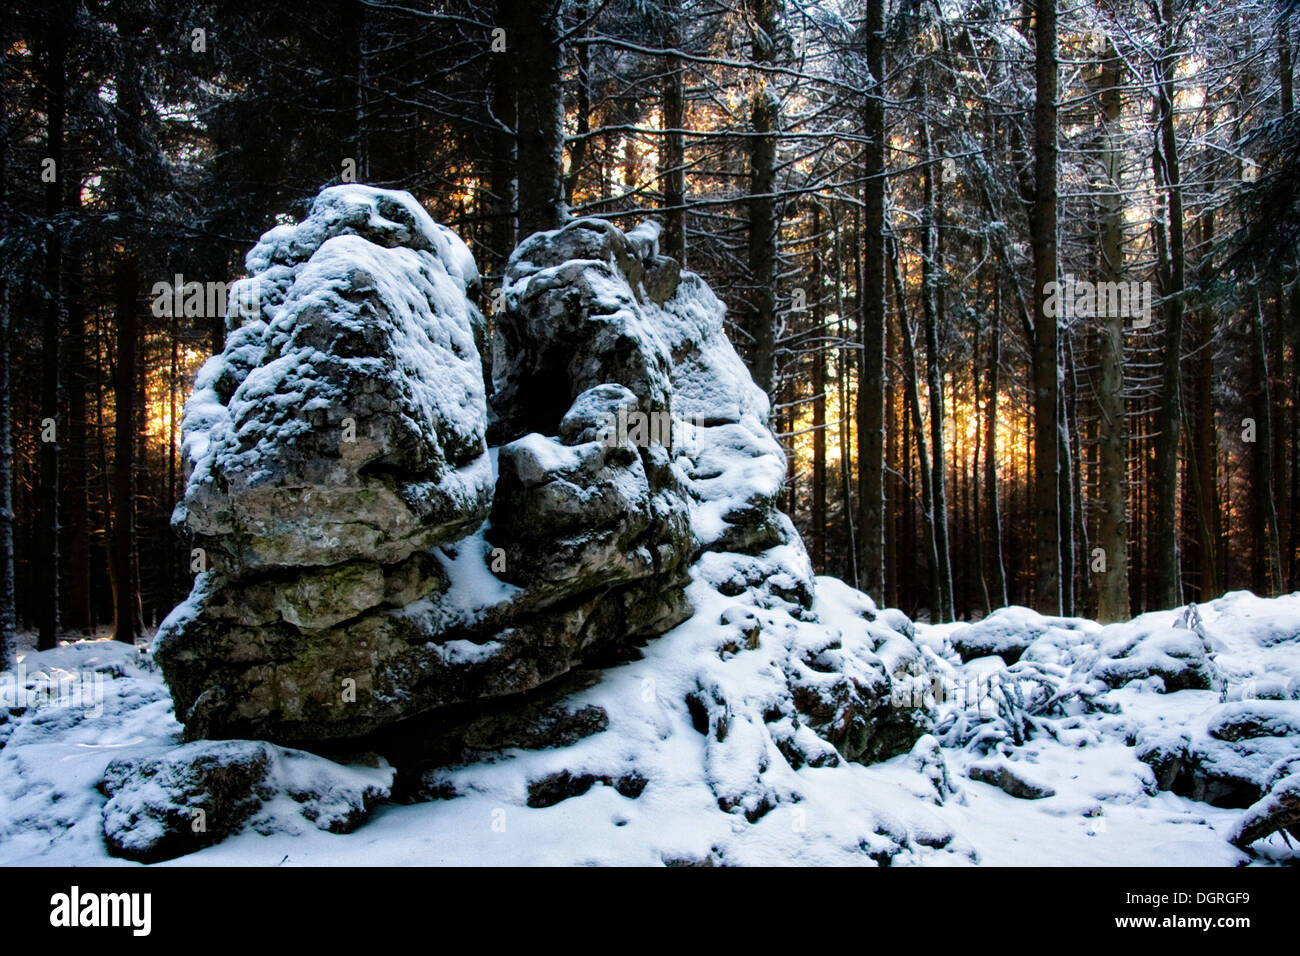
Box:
[2,586,1297,867]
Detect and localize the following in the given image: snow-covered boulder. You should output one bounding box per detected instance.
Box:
[1230,764,1300,848]
[487,222,695,623]
[949,606,1093,665]
[156,186,501,743]
[100,740,392,862]
[1136,700,1300,807]
[1091,617,1220,692]
[968,757,1056,799]
[1207,700,1300,741]
[491,217,794,561]
[177,185,492,573]
[490,219,676,442]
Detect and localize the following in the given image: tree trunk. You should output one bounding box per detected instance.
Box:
[343,0,370,181]
[811,206,827,572]
[985,276,1009,608]
[1152,0,1186,610]
[891,235,943,619]
[65,237,92,634]
[37,5,70,651]
[1030,0,1061,614]
[112,254,139,644]
[565,0,590,207]
[488,0,518,279]
[661,0,687,265]
[1058,369,1074,616]
[0,16,15,668]
[841,211,859,588]
[1290,277,1300,592]
[168,307,180,612]
[511,0,567,239]
[919,118,954,621]
[886,255,900,609]
[746,0,780,398]
[1095,36,1130,621]
[1250,277,1284,595]
[1066,337,1087,615]
[973,293,990,615]
[1276,26,1294,587]
[1189,206,1221,602]
[856,0,887,601]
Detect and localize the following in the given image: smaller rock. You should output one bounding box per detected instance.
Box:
[1207,700,1300,742]
[526,769,647,808]
[949,608,1044,664]
[770,717,840,770]
[1136,733,1192,792]
[1228,676,1300,701]
[720,605,762,649]
[1229,771,1300,848]
[1091,623,1218,692]
[100,739,392,862]
[1136,714,1298,808]
[461,703,609,752]
[558,384,641,446]
[968,758,1056,799]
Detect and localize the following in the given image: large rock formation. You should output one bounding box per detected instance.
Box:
[155,188,928,776]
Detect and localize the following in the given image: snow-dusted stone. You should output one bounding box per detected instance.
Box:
[949,606,1092,665]
[1137,700,1300,807]
[483,218,709,670]
[658,262,793,558]
[489,430,692,611]
[1230,769,1300,848]
[100,740,392,862]
[968,758,1056,799]
[1226,675,1300,701]
[1207,700,1300,742]
[490,218,676,442]
[1090,619,1219,692]
[785,612,932,766]
[481,214,811,708]
[491,216,797,562]
[177,185,491,573]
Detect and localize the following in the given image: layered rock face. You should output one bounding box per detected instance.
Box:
[180,185,493,574]
[156,189,927,771]
[157,187,497,742]
[485,220,695,642]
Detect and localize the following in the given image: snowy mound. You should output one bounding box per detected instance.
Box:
[5,594,1300,864]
